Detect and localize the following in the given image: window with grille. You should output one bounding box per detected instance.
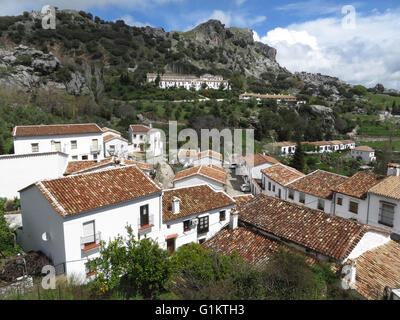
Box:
[31,143,39,153]
[379,202,395,227]
[337,197,343,206]
[198,216,209,234]
[349,201,358,214]
[71,140,77,150]
[219,211,226,222]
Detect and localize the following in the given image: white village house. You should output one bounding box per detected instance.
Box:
[350,146,376,163]
[128,124,164,158]
[12,124,105,161]
[173,165,227,191]
[160,185,235,251]
[18,165,163,279]
[193,150,223,168]
[147,73,230,91]
[236,153,280,185]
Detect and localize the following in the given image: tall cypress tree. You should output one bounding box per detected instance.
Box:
[291,140,305,172]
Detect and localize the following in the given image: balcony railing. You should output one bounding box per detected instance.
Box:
[379,208,394,227]
[81,232,101,252]
[90,145,102,154]
[138,215,155,232]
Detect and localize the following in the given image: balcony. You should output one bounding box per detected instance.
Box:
[138,215,155,235]
[81,232,101,253]
[90,145,102,154]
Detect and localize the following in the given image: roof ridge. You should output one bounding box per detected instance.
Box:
[37,181,67,216]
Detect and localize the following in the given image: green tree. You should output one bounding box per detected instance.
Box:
[0,200,21,257]
[291,140,305,172]
[87,225,173,299]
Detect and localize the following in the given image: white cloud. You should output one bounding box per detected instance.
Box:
[117,14,152,27]
[255,9,400,90]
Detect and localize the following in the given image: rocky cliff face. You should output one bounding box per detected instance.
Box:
[0,45,90,95]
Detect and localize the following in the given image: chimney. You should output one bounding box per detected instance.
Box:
[172,197,180,214]
[229,211,239,230]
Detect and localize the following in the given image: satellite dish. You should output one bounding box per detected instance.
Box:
[42,232,50,242]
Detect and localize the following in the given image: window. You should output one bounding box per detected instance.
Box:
[71,140,77,150]
[349,201,358,214]
[219,210,226,222]
[198,238,206,244]
[299,193,305,204]
[278,189,281,199]
[288,190,294,200]
[82,155,88,160]
[140,135,143,140]
[318,199,325,211]
[134,134,137,139]
[31,143,39,153]
[54,141,61,152]
[92,139,99,151]
[198,216,209,234]
[72,156,78,160]
[140,204,149,227]
[183,220,191,232]
[272,185,275,192]
[379,202,395,227]
[268,182,271,191]
[337,197,343,206]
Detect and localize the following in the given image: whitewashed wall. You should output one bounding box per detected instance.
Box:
[345,230,391,262]
[13,132,104,161]
[159,206,233,250]
[104,138,129,158]
[333,193,369,224]
[261,175,287,200]
[0,152,68,199]
[289,189,334,214]
[367,193,400,235]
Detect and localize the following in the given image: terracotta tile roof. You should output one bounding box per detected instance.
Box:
[351,240,400,300]
[287,170,348,200]
[267,141,296,147]
[129,125,151,132]
[310,141,333,146]
[261,163,305,186]
[341,140,355,144]
[103,134,127,143]
[196,150,223,161]
[203,227,281,265]
[369,176,400,200]
[122,160,152,172]
[240,93,297,100]
[173,165,227,185]
[333,172,387,199]
[330,140,344,145]
[162,185,235,222]
[238,194,368,261]
[36,166,162,216]
[13,123,103,137]
[64,159,115,175]
[243,153,280,167]
[102,127,121,135]
[353,146,375,152]
[233,195,254,209]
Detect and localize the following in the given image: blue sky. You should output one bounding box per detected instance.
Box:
[1,0,399,89]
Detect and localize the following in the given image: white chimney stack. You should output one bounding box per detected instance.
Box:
[229,211,239,230]
[172,197,180,214]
